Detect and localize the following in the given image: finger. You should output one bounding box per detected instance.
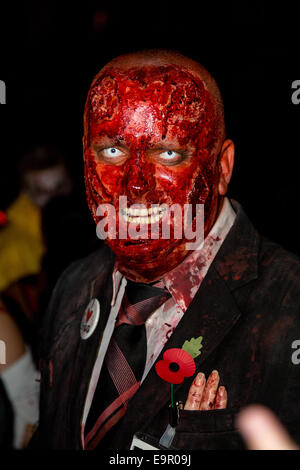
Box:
[199,370,220,410]
[184,372,206,410]
[214,386,227,409]
[236,405,299,450]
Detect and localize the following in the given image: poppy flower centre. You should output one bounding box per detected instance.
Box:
[169,362,180,372]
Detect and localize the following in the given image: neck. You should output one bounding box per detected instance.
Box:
[116,196,225,283]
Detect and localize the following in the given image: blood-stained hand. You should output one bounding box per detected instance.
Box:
[184,370,227,410]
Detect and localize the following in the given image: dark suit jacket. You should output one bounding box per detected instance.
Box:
[30,201,300,449]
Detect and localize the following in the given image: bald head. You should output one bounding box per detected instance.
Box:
[83,49,234,281]
[87,49,225,147]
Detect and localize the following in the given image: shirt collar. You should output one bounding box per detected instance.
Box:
[162,197,236,312]
[111,197,236,311]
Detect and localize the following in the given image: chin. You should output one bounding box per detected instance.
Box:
[106,237,180,263]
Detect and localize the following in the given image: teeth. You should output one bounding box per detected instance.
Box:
[121,206,166,218]
[139,208,148,216]
[149,207,159,215]
[122,210,165,224]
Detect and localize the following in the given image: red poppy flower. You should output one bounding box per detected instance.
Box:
[155,348,196,384]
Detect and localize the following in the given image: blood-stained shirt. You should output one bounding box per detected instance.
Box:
[81,197,235,441]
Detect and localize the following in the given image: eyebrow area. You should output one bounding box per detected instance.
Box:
[93,136,189,153]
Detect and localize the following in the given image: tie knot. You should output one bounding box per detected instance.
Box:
[116,279,171,326]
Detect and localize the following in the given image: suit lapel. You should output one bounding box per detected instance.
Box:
[116,201,260,442]
[67,201,260,447]
[66,248,115,446]
[117,265,243,440]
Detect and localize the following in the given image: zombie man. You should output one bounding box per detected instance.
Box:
[30,50,300,450]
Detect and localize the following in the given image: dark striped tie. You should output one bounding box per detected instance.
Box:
[84,278,171,450]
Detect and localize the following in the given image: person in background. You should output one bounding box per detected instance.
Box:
[0,296,39,448]
[0,146,73,360]
[0,145,72,294]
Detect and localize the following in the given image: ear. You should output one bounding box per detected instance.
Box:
[218,139,235,196]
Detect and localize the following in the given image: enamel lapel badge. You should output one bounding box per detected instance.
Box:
[80,298,100,340]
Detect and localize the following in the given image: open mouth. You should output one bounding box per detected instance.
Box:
[120,206,167,224]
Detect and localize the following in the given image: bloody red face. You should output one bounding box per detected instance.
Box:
[83,65,222,282]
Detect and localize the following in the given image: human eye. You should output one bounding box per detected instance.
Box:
[94,145,128,164]
[102,147,124,158]
[158,149,183,164]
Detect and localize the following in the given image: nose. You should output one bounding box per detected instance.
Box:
[123,156,156,199]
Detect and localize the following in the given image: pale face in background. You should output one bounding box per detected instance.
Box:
[24,165,72,208]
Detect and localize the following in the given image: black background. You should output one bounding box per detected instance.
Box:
[1,0,300,255]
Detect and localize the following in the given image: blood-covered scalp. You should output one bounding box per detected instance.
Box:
[84,49,225,154]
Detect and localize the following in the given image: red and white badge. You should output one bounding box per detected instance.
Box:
[80,298,100,340]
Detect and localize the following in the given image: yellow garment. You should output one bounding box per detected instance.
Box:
[0,193,45,291]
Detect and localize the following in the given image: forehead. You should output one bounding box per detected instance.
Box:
[85,65,218,149]
[88,65,208,115]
